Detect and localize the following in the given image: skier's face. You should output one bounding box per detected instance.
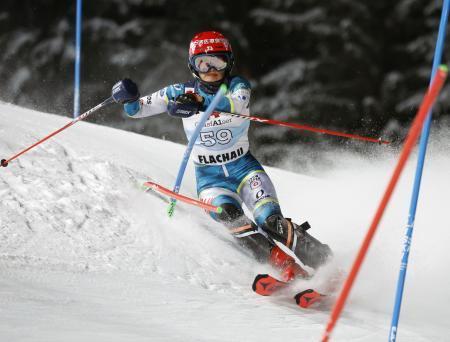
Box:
[199,70,225,83]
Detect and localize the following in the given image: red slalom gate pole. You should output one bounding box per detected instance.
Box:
[321,65,447,342]
[143,181,222,214]
[0,96,114,168]
[216,111,390,145]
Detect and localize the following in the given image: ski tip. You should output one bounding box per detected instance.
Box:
[252,274,287,296]
[294,289,325,309]
[252,274,270,292]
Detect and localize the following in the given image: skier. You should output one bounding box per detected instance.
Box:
[112,31,332,281]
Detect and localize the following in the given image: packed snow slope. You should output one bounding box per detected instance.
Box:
[0,102,449,342]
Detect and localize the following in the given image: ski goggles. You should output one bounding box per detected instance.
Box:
[191,54,229,73]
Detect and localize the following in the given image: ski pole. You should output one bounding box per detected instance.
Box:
[216,111,389,144]
[321,65,447,342]
[1,97,114,168]
[167,83,227,217]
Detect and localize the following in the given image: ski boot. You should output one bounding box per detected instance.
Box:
[292,220,333,269]
[263,215,333,270]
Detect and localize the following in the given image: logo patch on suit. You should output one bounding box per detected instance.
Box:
[249,175,262,189]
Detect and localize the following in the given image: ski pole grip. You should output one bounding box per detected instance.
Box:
[1,159,8,167]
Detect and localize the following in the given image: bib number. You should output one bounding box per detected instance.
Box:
[200,129,232,147]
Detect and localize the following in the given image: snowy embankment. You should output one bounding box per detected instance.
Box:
[0,102,449,341]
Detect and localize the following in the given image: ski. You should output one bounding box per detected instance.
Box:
[294,289,326,309]
[252,274,289,296]
[252,273,326,309]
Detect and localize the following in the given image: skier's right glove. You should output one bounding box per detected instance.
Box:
[112,78,141,116]
[167,93,204,118]
[112,78,140,104]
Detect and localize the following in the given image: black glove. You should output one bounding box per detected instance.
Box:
[167,93,204,118]
[112,78,140,104]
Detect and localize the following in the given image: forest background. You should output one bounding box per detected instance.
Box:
[1,0,449,167]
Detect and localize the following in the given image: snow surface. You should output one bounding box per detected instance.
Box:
[0,102,449,341]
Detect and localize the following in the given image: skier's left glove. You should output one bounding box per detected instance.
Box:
[167,93,204,118]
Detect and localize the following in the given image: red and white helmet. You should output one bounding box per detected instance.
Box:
[188,31,234,80]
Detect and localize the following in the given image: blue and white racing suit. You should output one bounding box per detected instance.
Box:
[126,76,288,260]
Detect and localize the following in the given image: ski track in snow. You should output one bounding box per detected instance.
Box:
[0,102,449,341]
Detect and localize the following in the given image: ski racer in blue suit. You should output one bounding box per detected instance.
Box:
[112,31,332,281]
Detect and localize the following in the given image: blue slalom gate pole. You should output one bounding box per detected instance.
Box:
[389,1,449,341]
[167,84,228,217]
[73,0,83,118]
